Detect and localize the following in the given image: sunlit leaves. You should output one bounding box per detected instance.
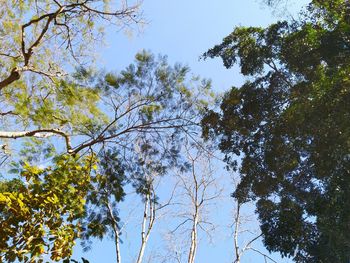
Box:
[0,154,97,262]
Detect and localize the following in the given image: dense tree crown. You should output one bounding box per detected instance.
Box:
[202,1,350,262]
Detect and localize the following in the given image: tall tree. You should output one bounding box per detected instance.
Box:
[79,51,213,263]
[0,0,142,161]
[0,50,213,261]
[166,140,222,263]
[202,1,350,262]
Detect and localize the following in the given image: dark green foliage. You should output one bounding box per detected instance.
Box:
[203,1,350,262]
[0,178,24,192]
[64,257,90,263]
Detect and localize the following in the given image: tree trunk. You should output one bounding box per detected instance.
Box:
[115,230,122,263]
[107,201,122,263]
[188,213,198,263]
[136,193,155,263]
[233,203,241,263]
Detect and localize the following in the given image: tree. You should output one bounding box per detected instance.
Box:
[0,0,142,161]
[231,191,278,263]
[165,140,222,263]
[0,50,213,261]
[76,52,212,263]
[80,148,126,263]
[81,139,182,263]
[202,1,350,262]
[0,0,141,91]
[131,135,179,263]
[0,2,142,258]
[0,154,96,262]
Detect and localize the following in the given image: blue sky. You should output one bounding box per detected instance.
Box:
[72,1,309,262]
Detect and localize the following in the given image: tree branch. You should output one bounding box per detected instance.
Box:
[0,68,21,90]
[0,1,141,92]
[248,248,278,263]
[0,129,72,152]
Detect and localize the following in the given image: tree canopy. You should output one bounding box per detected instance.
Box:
[0,0,140,90]
[0,48,213,261]
[202,1,350,262]
[2,0,350,262]
[0,1,219,262]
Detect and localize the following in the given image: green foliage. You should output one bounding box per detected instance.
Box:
[0,154,96,262]
[0,0,139,158]
[0,48,214,261]
[0,0,138,89]
[80,51,213,249]
[203,1,350,262]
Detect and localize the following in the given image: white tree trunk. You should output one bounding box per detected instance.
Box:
[115,230,122,263]
[188,211,198,263]
[107,202,122,263]
[136,193,155,263]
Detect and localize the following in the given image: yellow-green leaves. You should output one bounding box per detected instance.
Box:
[0,154,97,262]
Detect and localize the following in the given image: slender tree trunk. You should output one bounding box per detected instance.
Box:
[188,209,198,263]
[136,192,155,263]
[107,201,122,263]
[233,203,241,263]
[115,229,122,263]
[136,195,149,263]
[188,162,199,263]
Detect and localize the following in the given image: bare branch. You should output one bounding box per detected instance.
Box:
[0,111,16,117]
[0,129,72,152]
[248,248,278,263]
[241,233,263,254]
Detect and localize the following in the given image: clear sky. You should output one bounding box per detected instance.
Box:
[72,1,309,262]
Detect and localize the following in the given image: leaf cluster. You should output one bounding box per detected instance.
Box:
[0,154,96,262]
[202,1,350,262]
